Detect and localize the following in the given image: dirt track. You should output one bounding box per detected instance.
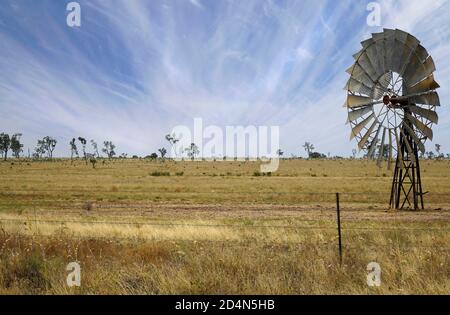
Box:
[7,201,450,223]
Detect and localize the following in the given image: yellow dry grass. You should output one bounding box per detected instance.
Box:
[0,158,449,294]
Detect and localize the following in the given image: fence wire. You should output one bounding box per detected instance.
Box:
[0,218,449,231]
[0,190,448,255]
[1,232,449,253]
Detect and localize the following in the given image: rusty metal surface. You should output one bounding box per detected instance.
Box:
[402,123,426,153]
[358,120,378,150]
[345,78,372,96]
[346,64,374,88]
[367,124,382,158]
[350,114,374,140]
[346,94,373,108]
[407,74,439,94]
[408,105,439,123]
[348,106,373,122]
[405,113,434,140]
[409,91,440,107]
[377,128,387,166]
[407,56,436,86]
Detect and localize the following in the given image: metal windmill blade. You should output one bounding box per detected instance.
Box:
[344,29,441,210]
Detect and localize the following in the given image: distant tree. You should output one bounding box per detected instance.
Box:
[91,140,100,158]
[309,152,327,159]
[102,141,116,159]
[78,137,87,163]
[158,148,167,160]
[352,149,357,159]
[435,144,444,159]
[165,133,180,157]
[85,153,97,168]
[0,133,11,161]
[149,153,158,160]
[69,138,79,162]
[32,149,43,160]
[276,149,284,157]
[435,144,441,156]
[303,142,314,158]
[42,136,57,159]
[10,133,23,159]
[185,143,199,161]
[90,157,97,168]
[34,139,47,159]
[375,144,389,159]
[426,151,435,159]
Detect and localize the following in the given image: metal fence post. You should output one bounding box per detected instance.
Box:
[336,192,342,266]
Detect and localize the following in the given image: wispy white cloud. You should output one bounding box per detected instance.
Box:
[0,0,449,157]
[189,0,203,9]
[296,47,313,60]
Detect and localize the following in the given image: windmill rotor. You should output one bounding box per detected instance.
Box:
[344,29,441,210]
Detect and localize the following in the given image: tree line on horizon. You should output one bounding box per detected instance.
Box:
[0,133,119,166]
[0,132,448,163]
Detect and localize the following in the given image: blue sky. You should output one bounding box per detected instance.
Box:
[0,0,449,157]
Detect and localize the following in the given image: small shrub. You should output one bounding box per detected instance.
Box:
[3,252,49,291]
[175,172,184,176]
[255,171,271,177]
[83,202,94,211]
[150,171,170,176]
[90,158,97,169]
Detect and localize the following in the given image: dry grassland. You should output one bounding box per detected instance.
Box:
[0,159,449,294]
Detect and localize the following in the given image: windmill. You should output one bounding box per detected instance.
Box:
[344,29,440,210]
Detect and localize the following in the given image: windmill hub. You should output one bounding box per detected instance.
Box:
[373,94,405,129]
[382,95,408,107]
[382,95,391,105]
[344,29,441,210]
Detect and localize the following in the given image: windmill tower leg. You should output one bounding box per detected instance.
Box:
[413,141,425,210]
[389,157,399,208]
[390,128,424,210]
